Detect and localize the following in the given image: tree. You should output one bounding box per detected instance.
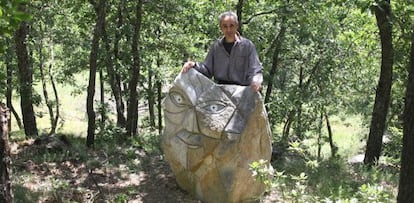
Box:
[236,0,244,34]
[4,39,18,131]
[364,0,394,166]
[126,0,143,137]
[102,0,126,128]
[46,39,60,135]
[14,3,38,138]
[264,16,286,113]
[1,0,29,131]
[0,103,12,203]
[86,0,106,147]
[397,31,414,203]
[37,17,60,135]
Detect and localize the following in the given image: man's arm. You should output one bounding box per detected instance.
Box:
[251,73,263,92]
[249,42,263,92]
[181,43,215,79]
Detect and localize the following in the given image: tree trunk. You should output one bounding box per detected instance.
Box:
[14,8,38,138]
[48,39,60,134]
[154,28,163,134]
[296,65,304,139]
[325,112,337,158]
[281,111,294,144]
[5,40,13,131]
[157,75,162,136]
[126,0,143,137]
[114,0,126,128]
[86,0,106,148]
[38,24,56,135]
[264,18,286,108]
[0,103,13,203]
[10,106,22,130]
[364,0,393,166]
[147,64,155,129]
[236,0,244,35]
[4,42,23,131]
[103,0,126,128]
[317,112,323,160]
[99,67,105,126]
[397,31,414,203]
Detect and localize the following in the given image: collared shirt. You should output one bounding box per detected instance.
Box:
[195,36,263,86]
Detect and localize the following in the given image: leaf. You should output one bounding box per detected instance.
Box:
[13,10,32,21]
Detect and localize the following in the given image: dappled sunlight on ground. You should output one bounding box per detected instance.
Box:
[10,136,203,202]
[10,134,283,202]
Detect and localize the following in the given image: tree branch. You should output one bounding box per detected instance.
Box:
[243,9,277,25]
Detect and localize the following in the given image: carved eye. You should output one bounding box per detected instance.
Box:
[202,102,226,113]
[170,92,186,106]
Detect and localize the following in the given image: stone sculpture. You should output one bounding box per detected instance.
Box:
[161,69,272,203]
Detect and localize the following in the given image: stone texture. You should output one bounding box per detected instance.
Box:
[161,69,272,203]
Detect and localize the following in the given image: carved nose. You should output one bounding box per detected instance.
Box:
[182,108,199,133]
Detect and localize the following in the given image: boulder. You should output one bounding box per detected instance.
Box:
[161,69,272,203]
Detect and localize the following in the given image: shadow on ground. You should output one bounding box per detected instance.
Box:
[11,134,201,203]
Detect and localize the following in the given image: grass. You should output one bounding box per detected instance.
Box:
[264,114,399,202]
[10,133,167,202]
[10,72,90,136]
[266,152,398,202]
[331,115,368,158]
[301,114,367,160]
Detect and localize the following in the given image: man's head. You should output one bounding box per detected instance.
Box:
[218,11,239,41]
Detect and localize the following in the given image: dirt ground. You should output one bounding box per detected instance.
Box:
[10,137,280,203]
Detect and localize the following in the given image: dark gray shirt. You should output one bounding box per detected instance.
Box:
[195,36,263,86]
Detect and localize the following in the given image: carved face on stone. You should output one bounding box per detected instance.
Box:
[162,69,256,168]
[161,69,272,202]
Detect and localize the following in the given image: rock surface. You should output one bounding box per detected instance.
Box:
[161,69,273,203]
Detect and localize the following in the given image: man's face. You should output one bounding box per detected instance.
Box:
[220,16,238,39]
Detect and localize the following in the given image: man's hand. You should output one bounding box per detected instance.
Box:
[250,82,262,92]
[181,61,196,73]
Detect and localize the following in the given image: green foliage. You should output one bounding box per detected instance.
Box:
[356,183,392,202]
[49,178,71,202]
[13,184,41,203]
[97,122,126,142]
[387,0,414,134]
[0,0,31,36]
[9,130,27,141]
[95,102,126,142]
[114,193,129,203]
[255,0,382,142]
[264,138,398,202]
[3,0,410,201]
[382,127,402,164]
[249,159,273,191]
[11,132,158,202]
[131,128,161,154]
[2,0,408,156]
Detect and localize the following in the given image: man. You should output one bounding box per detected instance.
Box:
[181,11,263,92]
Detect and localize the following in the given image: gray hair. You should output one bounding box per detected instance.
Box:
[218,11,239,25]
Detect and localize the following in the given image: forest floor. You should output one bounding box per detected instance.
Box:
[10,135,281,203]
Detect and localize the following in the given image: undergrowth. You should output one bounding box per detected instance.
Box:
[250,141,398,203]
[10,127,162,202]
[10,125,399,202]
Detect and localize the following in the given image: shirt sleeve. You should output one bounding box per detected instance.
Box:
[252,72,263,84]
[249,42,263,84]
[194,43,216,79]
